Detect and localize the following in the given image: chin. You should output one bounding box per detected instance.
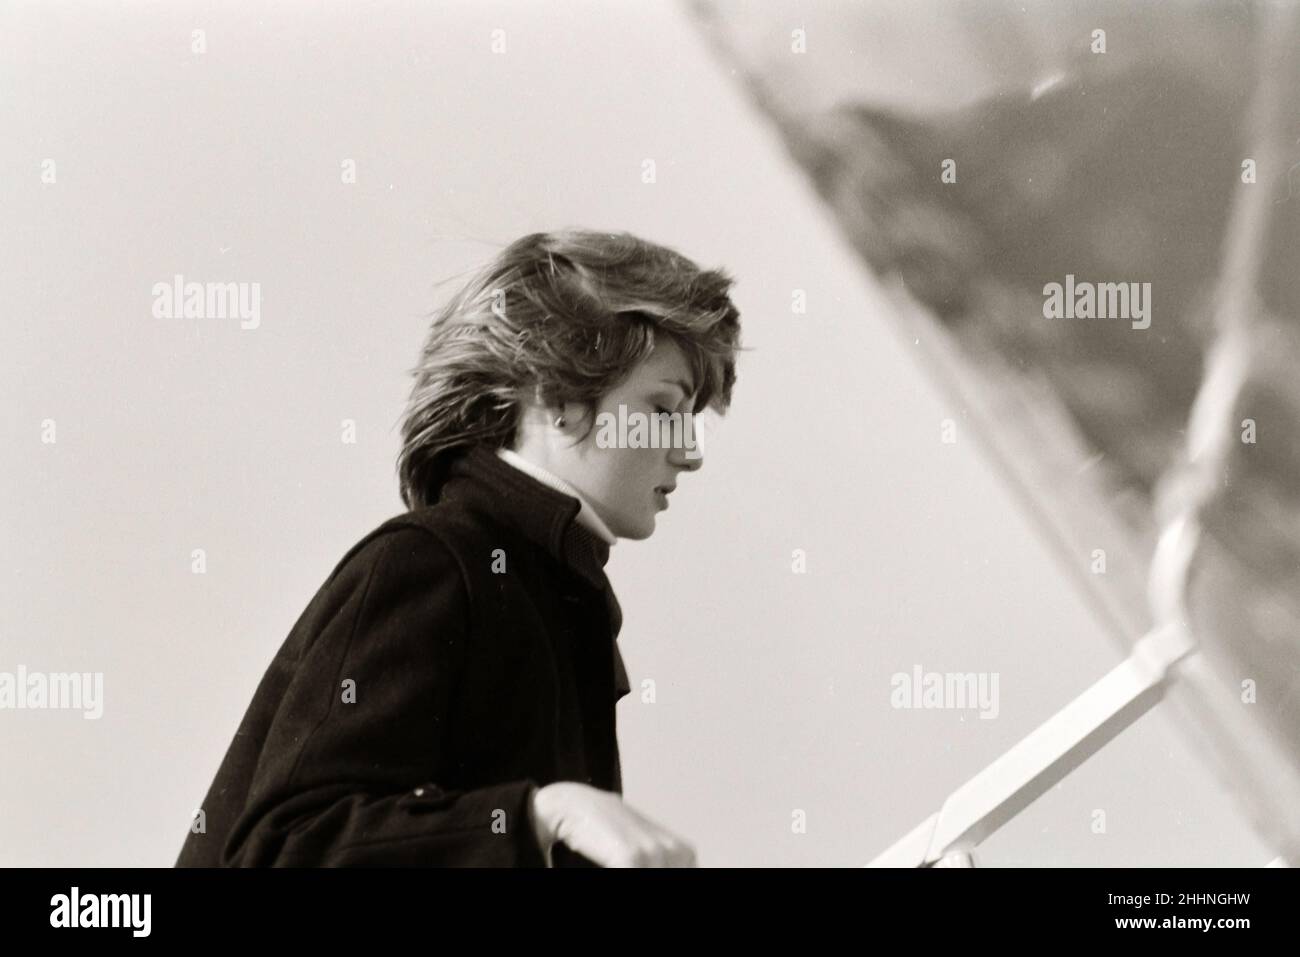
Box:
[614,515,656,541]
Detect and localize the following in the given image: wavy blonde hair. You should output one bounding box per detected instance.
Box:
[396,229,744,509]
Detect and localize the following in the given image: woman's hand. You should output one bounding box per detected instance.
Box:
[529,782,698,867]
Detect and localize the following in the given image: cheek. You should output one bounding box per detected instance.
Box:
[605,449,658,508]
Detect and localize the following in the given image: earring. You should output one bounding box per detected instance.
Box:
[553,414,566,428]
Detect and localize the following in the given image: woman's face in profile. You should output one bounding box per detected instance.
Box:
[559,338,704,540]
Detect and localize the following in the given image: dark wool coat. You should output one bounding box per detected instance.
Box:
[175,444,631,867]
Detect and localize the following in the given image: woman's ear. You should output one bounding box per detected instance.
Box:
[529,384,566,426]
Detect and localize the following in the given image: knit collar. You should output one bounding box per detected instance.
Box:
[439,444,615,594]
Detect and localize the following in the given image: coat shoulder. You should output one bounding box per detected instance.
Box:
[321,504,499,599]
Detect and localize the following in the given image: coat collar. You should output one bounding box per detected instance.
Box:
[438,445,630,703]
[494,447,618,546]
[440,444,613,592]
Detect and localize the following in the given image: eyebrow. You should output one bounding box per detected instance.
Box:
[658,377,696,398]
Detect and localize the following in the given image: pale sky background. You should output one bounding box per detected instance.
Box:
[0,0,1271,866]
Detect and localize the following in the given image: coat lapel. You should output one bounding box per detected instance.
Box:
[439,444,630,703]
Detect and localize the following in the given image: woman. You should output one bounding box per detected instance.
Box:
[176,228,743,867]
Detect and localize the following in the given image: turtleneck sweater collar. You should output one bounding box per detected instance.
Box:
[494,447,619,547]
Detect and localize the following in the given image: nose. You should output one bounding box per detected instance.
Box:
[667,430,704,472]
[670,451,703,473]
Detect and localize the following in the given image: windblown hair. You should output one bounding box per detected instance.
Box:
[396,228,744,510]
